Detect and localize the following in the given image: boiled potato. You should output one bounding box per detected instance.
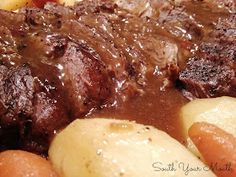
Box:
[0,0,32,10]
[181,96,236,157]
[0,150,58,177]
[59,0,81,6]
[49,118,215,177]
[0,0,79,10]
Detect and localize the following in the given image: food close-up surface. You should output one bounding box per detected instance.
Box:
[0,0,235,177]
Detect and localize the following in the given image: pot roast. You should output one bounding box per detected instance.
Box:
[0,0,235,154]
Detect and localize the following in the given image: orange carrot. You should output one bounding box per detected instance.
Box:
[189,122,236,177]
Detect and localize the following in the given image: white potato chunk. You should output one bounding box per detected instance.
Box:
[59,0,81,6]
[181,96,236,157]
[49,118,215,177]
[0,0,31,10]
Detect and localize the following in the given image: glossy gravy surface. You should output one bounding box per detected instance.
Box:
[89,1,233,143]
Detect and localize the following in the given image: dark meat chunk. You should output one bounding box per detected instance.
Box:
[213,14,236,42]
[74,0,116,15]
[0,27,22,67]
[173,0,235,13]
[23,31,112,117]
[51,1,179,93]
[113,0,170,17]
[178,7,236,99]
[0,65,34,126]
[157,5,203,41]
[25,91,69,153]
[200,41,236,61]
[32,92,68,137]
[0,27,17,54]
[112,0,204,41]
[0,10,27,33]
[179,58,235,98]
[20,8,62,30]
[58,41,111,117]
[200,0,236,13]
[0,65,34,151]
[0,64,69,154]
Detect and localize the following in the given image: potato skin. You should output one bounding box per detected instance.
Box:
[0,0,78,10]
[0,150,59,177]
[49,118,215,177]
[0,0,32,10]
[59,0,80,6]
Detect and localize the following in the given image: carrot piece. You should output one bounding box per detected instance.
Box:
[189,122,236,177]
[0,150,58,177]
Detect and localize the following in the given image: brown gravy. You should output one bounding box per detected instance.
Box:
[90,70,188,143]
[88,1,234,144]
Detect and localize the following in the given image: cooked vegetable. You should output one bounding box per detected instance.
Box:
[0,150,58,177]
[49,118,215,177]
[181,96,236,157]
[0,0,32,10]
[0,0,78,10]
[189,122,236,177]
[59,0,80,6]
